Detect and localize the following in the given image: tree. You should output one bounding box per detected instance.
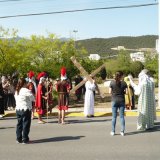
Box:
[116,50,131,75]
[130,61,144,77]
[0,26,88,79]
[144,53,158,81]
[0,26,24,75]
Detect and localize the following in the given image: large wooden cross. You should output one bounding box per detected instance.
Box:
[70,56,105,94]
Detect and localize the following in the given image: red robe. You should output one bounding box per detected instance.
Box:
[35,84,46,115]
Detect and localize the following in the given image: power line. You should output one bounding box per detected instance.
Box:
[0,3,158,19]
[0,0,25,2]
[0,0,56,3]
[0,0,156,3]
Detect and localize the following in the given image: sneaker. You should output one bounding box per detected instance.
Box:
[0,115,4,118]
[110,131,115,136]
[120,131,125,136]
[16,140,22,144]
[22,141,28,144]
[22,140,31,144]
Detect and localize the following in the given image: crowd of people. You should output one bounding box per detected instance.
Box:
[0,75,16,114]
[0,68,157,143]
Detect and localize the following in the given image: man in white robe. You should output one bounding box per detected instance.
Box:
[129,69,156,130]
[84,80,96,117]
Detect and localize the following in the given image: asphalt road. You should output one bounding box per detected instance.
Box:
[0,116,160,160]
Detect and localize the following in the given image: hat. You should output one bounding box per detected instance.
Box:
[37,72,46,81]
[138,69,149,78]
[28,71,34,79]
[140,69,149,75]
[60,67,67,80]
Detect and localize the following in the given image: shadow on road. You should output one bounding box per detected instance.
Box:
[31,136,85,144]
[0,126,15,129]
[126,121,160,136]
[0,117,17,120]
[68,118,111,124]
[47,117,111,124]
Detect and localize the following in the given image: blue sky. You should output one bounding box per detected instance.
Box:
[0,0,158,40]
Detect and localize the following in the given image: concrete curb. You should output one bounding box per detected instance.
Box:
[3,110,160,118]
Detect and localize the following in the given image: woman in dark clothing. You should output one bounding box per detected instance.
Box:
[109,71,127,136]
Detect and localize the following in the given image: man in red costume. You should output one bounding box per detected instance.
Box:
[35,77,47,124]
[56,67,71,124]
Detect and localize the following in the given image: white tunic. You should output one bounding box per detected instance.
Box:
[130,75,156,130]
[84,81,96,116]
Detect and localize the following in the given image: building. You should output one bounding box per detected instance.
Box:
[89,54,101,60]
[156,39,159,53]
[130,52,145,63]
[111,46,125,50]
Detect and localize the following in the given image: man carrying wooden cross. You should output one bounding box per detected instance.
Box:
[70,56,105,117]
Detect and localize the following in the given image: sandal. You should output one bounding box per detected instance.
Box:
[38,121,45,124]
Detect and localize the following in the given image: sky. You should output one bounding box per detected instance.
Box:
[0,0,159,40]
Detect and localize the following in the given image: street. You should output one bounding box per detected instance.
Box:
[0,116,160,160]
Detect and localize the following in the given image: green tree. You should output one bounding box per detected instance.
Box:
[144,53,158,80]
[0,26,26,75]
[0,26,88,79]
[130,61,144,77]
[116,50,131,75]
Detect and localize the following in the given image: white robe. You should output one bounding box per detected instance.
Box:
[130,75,156,130]
[84,81,96,116]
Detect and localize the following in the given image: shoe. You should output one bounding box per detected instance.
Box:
[22,141,31,144]
[110,131,115,136]
[0,115,4,118]
[16,140,22,144]
[120,131,124,136]
[38,121,45,124]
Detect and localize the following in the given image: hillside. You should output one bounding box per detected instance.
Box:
[77,35,158,56]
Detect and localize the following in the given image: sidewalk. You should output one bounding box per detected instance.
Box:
[3,102,160,118]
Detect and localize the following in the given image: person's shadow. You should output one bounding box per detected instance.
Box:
[125,121,160,136]
[0,127,15,129]
[31,136,85,144]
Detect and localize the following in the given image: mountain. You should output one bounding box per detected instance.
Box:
[76,35,158,56]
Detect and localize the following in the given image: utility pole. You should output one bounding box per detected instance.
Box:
[158,0,160,109]
[73,30,78,48]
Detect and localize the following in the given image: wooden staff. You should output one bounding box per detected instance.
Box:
[46,79,49,123]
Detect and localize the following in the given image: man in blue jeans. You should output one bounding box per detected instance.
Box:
[109,71,127,136]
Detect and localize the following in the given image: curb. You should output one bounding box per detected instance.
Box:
[3,111,160,118]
